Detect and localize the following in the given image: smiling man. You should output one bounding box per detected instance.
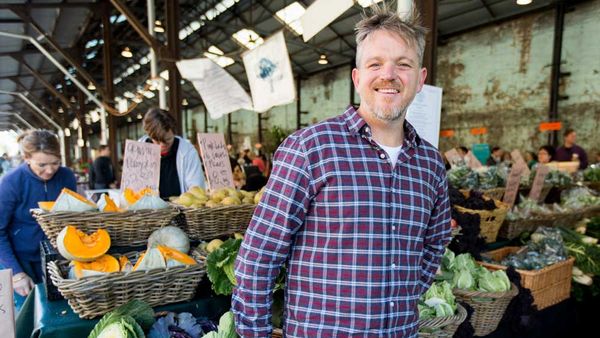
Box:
[232,5,452,337]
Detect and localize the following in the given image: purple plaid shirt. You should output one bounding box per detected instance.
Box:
[232,106,452,337]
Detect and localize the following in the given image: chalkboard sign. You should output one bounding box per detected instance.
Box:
[197,133,234,191]
[120,140,161,192]
[0,269,15,338]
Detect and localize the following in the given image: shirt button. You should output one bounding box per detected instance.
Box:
[391,263,396,268]
[365,127,370,133]
[390,302,395,307]
[379,153,386,159]
[392,226,396,230]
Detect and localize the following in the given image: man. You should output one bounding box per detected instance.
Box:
[486,146,503,166]
[554,128,588,169]
[91,145,116,189]
[232,6,451,337]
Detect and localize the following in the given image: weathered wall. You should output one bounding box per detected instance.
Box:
[437,0,600,153]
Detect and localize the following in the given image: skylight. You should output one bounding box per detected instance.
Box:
[203,46,235,67]
[357,0,384,7]
[178,0,240,40]
[232,29,264,50]
[275,2,305,35]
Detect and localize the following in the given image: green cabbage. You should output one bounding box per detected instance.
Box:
[452,268,475,290]
[419,281,457,320]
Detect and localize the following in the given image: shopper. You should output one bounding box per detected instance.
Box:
[537,145,555,165]
[486,146,503,166]
[139,108,205,199]
[91,145,116,189]
[555,128,588,169]
[232,6,451,337]
[0,130,76,299]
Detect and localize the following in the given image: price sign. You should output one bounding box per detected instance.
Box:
[529,164,550,202]
[0,269,15,338]
[120,140,161,192]
[444,148,463,168]
[503,162,527,207]
[197,133,234,191]
[511,149,531,177]
[466,151,483,169]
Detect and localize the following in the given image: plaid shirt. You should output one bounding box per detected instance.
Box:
[232,106,451,337]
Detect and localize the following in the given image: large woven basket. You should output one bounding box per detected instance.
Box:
[582,205,600,218]
[178,204,255,241]
[452,283,518,336]
[549,209,586,228]
[418,303,468,337]
[454,199,509,243]
[32,207,180,248]
[47,250,205,319]
[499,216,552,240]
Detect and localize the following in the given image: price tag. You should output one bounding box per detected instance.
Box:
[511,149,531,177]
[466,151,483,169]
[0,269,16,338]
[120,140,161,192]
[197,133,235,191]
[503,162,527,207]
[528,164,550,202]
[444,148,463,168]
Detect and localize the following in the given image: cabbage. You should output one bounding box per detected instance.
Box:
[477,269,511,292]
[419,281,457,320]
[88,313,145,338]
[452,268,475,290]
[454,253,477,273]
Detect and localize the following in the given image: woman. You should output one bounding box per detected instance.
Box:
[537,145,555,165]
[139,108,205,199]
[0,130,76,298]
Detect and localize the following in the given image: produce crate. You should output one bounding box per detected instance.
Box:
[47,249,205,319]
[32,207,180,248]
[480,246,574,310]
[177,204,255,241]
[499,217,552,240]
[418,303,468,337]
[454,197,509,243]
[453,283,518,336]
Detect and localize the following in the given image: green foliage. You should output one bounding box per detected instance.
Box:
[206,238,242,295]
[263,126,292,155]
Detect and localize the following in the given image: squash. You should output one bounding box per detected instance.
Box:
[52,188,97,212]
[38,201,55,211]
[97,194,122,212]
[132,248,166,271]
[147,226,190,253]
[119,256,133,273]
[157,245,196,267]
[69,254,120,279]
[127,194,168,210]
[57,226,111,262]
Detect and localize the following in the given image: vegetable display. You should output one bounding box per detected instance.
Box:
[205,238,242,296]
[418,281,457,320]
[583,166,600,182]
[172,186,261,208]
[498,227,568,270]
[88,300,155,338]
[57,226,111,262]
[439,249,511,293]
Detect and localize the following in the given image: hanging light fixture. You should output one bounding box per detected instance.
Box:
[87,82,96,90]
[318,54,329,65]
[57,107,64,113]
[121,46,133,58]
[516,0,533,5]
[154,20,165,33]
[182,98,189,106]
[137,113,143,120]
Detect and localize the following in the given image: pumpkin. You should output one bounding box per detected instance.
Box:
[57,226,111,262]
[147,226,190,253]
[69,254,120,279]
[38,201,55,211]
[119,256,133,273]
[132,248,166,271]
[97,194,121,212]
[52,188,97,212]
[157,245,196,267]
[128,194,169,210]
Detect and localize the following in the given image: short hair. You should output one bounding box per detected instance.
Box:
[355,4,428,67]
[17,129,61,158]
[98,145,109,152]
[491,146,501,153]
[539,145,555,159]
[563,128,575,137]
[143,108,177,142]
[458,146,468,154]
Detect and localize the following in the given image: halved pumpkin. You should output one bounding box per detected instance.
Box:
[98,194,121,212]
[70,254,120,279]
[119,255,133,273]
[123,188,141,205]
[38,201,55,211]
[57,226,111,262]
[157,245,196,267]
[52,188,97,212]
[132,248,166,271]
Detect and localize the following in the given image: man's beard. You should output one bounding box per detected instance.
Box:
[370,101,407,122]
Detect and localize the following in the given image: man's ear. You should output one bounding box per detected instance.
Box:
[417,67,427,92]
[351,67,360,90]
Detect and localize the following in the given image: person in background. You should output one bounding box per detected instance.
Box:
[0,130,76,300]
[524,151,537,169]
[537,145,555,165]
[139,108,205,199]
[232,5,451,336]
[0,153,10,177]
[486,146,503,166]
[91,145,116,189]
[555,128,588,169]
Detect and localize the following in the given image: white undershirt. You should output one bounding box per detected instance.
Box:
[377,143,403,168]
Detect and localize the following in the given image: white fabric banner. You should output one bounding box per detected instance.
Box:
[301,0,354,42]
[176,58,253,119]
[243,31,296,113]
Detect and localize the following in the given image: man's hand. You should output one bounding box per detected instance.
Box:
[13,272,34,297]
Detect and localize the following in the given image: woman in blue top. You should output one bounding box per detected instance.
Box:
[0,130,76,297]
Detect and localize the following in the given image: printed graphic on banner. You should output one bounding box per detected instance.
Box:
[120,140,161,193]
[197,133,235,191]
[177,58,253,119]
[243,31,296,112]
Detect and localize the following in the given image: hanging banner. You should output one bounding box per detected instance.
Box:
[197,133,235,191]
[406,84,443,148]
[177,58,253,119]
[120,140,161,192]
[243,31,296,112]
[301,0,354,42]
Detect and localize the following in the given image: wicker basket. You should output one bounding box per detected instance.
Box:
[481,188,506,201]
[549,209,586,228]
[499,217,552,240]
[418,303,468,337]
[32,207,180,248]
[452,283,518,336]
[47,250,205,319]
[454,199,509,243]
[518,185,553,203]
[178,204,255,240]
[480,246,574,310]
[584,181,600,192]
[582,205,600,218]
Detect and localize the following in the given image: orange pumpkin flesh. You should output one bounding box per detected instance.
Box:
[157,245,196,265]
[38,201,55,211]
[72,254,120,279]
[57,226,111,262]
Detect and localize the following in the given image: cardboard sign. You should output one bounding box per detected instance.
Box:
[444,148,463,168]
[529,164,550,202]
[503,163,527,207]
[466,151,483,169]
[511,149,531,177]
[197,133,234,191]
[0,269,16,338]
[120,140,161,192]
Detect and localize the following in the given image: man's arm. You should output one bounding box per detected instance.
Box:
[419,171,452,294]
[232,134,311,337]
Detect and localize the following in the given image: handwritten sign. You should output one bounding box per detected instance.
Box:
[120,140,161,192]
[529,164,550,202]
[503,163,527,207]
[0,269,16,338]
[197,133,234,191]
[511,149,531,177]
[444,149,463,168]
[466,151,483,169]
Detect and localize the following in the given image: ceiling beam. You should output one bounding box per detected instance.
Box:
[11,77,66,124]
[0,2,98,10]
[15,56,74,110]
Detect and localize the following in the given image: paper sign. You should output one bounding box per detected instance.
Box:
[120,140,161,192]
[301,0,354,42]
[529,164,550,202]
[503,163,527,207]
[444,149,463,168]
[539,122,562,132]
[466,151,483,169]
[177,58,253,119]
[0,269,16,338]
[197,133,234,191]
[470,127,488,135]
[406,85,443,148]
[511,149,531,177]
[440,129,455,138]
